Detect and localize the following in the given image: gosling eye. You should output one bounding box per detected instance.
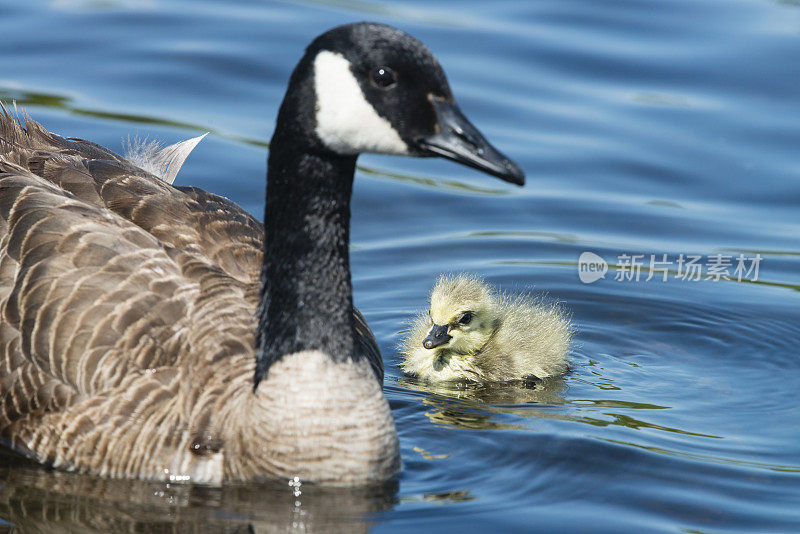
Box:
[370,66,397,89]
[458,311,473,326]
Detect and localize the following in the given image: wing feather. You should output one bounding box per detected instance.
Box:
[0,111,385,470]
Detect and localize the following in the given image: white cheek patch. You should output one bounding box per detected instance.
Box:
[314,50,408,156]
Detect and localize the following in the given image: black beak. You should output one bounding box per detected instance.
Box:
[416,97,525,185]
[422,324,452,350]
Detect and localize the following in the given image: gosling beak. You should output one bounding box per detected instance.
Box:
[416,97,525,185]
[422,324,452,350]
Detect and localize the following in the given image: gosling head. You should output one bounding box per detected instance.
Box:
[278,22,525,184]
[423,275,502,357]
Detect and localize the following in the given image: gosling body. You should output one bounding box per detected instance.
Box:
[401,274,572,382]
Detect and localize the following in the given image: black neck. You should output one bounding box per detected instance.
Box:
[254,119,358,387]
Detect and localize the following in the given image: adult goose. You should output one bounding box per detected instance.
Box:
[0,22,524,485]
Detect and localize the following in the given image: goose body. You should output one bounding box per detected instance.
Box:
[400,274,572,382]
[0,23,524,484]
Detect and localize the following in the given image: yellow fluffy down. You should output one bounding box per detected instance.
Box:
[400,274,573,382]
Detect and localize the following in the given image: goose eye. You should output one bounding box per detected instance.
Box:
[458,312,473,325]
[370,66,397,89]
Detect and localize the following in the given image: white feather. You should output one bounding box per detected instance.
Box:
[313,51,408,156]
[124,133,208,184]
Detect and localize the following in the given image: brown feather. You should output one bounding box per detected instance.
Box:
[0,111,391,482]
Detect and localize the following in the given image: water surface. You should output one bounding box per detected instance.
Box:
[1,0,799,532]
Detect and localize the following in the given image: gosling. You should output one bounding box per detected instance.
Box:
[400,274,572,382]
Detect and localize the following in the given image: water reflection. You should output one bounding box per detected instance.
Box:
[574,413,721,438]
[598,438,800,473]
[397,376,569,430]
[398,375,567,405]
[400,490,475,505]
[398,373,722,440]
[0,451,397,533]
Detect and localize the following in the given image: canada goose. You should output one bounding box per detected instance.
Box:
[0,23,524,484]
[400,274,571,382]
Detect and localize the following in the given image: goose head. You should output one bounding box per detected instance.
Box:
[424,275,501,357]
[274,22,525,184]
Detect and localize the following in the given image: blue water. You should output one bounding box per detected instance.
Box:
[1,0,799,532]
